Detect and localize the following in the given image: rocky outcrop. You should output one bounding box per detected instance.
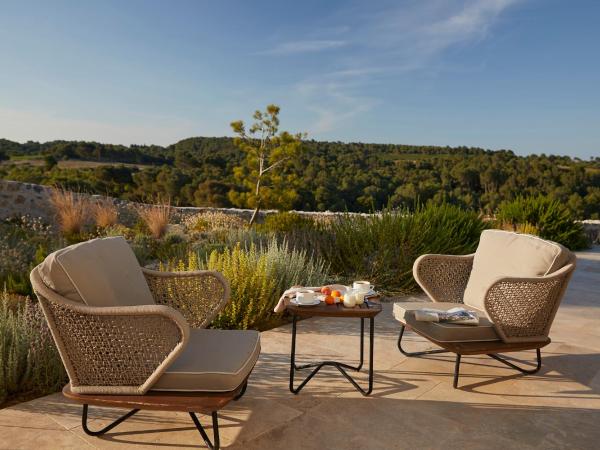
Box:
[0,180,54,221]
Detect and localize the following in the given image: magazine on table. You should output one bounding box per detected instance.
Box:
[414,307,479,326]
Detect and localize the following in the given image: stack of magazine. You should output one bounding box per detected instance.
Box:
[414,307,479,326]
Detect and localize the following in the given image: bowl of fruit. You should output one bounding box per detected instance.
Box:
[319,285,349,305]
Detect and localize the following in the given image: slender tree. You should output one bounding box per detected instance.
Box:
[230,104,304,225]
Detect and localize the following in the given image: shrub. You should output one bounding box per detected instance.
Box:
[208,238,329,329]
[183,211,246,233]
[50,188,89,237]
[496,196,589,250]
[257,212,316,233]
[319,204,488,294]
[0,217,57,296]
[101,223,135,239]
[162,238,329,330]
[0,291,66,405]
[136,201,172,239]
[93,198,118,228]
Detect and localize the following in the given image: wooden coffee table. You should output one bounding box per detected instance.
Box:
[286,298,382,396]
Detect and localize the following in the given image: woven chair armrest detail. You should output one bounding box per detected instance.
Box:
[44,301,189,395]
[142,268,230,328]
[483,263,575,343]
[30,266,190,395]
[413,254,474,303]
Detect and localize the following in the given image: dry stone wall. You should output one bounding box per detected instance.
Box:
[1,180,599,243]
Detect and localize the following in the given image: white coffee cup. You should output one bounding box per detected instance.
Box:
[296,290,316,304]
[353,281,373,292]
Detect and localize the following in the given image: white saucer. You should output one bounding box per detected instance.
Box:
[290,298,321,306]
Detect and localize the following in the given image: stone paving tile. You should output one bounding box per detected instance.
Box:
[0,426,96,449]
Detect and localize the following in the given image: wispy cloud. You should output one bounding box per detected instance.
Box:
[256,39,347,56]
[288,0,521,134]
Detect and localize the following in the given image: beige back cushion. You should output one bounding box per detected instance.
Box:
[39,236,155,307]
[463,230,571,311]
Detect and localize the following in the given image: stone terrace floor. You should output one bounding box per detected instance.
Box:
[1,249,599,449]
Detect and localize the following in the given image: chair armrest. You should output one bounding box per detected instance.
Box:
[36,296,189,395]
[483,263,576,343]
[142,268,230,328]
[413,254,474,303]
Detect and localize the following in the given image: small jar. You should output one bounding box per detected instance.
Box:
[343,290,357,308]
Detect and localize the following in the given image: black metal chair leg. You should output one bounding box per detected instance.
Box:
[189,411,220,450]
[453,354,461,388]
[397,325,448,356]
[487,349,542,374]
[81,404,139,436]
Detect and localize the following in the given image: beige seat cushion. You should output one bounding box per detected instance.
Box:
[394,301,500,343]
[39,236,155,307]
[152,329,261,392]
[463,230,570,311]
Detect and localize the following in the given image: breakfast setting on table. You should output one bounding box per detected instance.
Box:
[273,280,381,313]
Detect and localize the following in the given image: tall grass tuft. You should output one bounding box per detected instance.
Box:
[137,200,172,239]
[50,188,89,237]
[0,291,66,405]
[93,199,118,229]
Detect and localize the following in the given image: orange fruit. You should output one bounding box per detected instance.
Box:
[324,295,335,305]
[331,290,342,298]
[320,286,332,296]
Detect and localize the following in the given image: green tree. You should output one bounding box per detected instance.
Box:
[43,154,58,171]
[229,104,304,225]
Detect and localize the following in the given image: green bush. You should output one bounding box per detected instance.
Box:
[208,238,329,329]
[162,238,329,330]
[183,211,246,233]
[318,204,488,294]
[257,212,316,233]
[0,217,58,296]
[497,196,589,250]
[0,291,66,405]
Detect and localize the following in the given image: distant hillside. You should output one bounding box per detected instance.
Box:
[1,137,599,218]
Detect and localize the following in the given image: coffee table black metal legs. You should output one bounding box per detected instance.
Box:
[289,315,374,396]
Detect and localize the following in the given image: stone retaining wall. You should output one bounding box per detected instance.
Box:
[0,179,352,226]
[1,180,599,243]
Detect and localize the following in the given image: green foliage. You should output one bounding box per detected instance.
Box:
[496,196,589,250]
[229,105,305,224]
[43,154,57,170]
[184,211,246,233]
[0,217,57,296]
[257,212,316,233]
[164,238,329,330]
[0,291,66,405]
[2,137,599,218]
[318,204,488,294]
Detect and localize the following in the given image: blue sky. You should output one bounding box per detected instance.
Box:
[0,0,598,158]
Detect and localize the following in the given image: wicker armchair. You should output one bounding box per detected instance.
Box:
[394,230,576,388]
[30,236,259,449]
